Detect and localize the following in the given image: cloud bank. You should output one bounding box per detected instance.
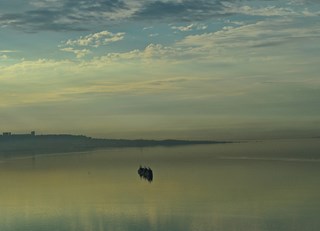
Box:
[2,0,318,32]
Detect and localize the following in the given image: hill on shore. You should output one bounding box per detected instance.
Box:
[0,133,229,155]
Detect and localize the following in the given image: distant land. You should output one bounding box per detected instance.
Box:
[0,131,230,156]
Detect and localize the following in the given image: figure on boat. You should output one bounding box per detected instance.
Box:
[138,166,153,182]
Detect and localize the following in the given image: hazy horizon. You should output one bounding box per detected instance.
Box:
[1,127,319,141]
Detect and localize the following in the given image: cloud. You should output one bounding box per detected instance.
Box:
[0,0,130,32]
[0,50,17,60]
[72,17,319,65]
[63,31,125,47]
[177,18,320,51]
[0,50,17,53]
[101,43,180,62]
[171,23,207,32]
[0,0,247,31]
[59,30,125,58]
[0,56,199,107]
[288,0,320,4]
[222,2,320,17]
[143,26,153,30]
[60,47,91,58]
[222,3,298,16]
[1,0,320,32]
[302,8,320,16]
[133,0,229,21]
[53,77,192,98]
[149,33,159,37]
[0,9,84,32]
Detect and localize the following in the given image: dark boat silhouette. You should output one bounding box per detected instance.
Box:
[138,166,153,182]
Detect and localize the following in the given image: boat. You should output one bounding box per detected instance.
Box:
[138,166,153,182]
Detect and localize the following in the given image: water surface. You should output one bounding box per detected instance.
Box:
[0,139,319,231]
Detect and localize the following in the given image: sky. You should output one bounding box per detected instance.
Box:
[0,0,319,140]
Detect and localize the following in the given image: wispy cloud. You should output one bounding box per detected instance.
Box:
[101,43,180,62]
[0,0,130,31]
[222,2,320,17]
[302,8,320,16]
[0,55,8,60]
[0,50,18,53]
[0,50,17,60]
[133,0,228,21]
[1,0,319,32]
[222,3,298,16]
[63,31,125,48]
[143,26,153,30]
[0,56,196,106]
[59,30,125,58]
[60,47,91,58]
[171,23,207,32]
[149,33,159,37]
[177,18,320,51]
[92,17,320,65]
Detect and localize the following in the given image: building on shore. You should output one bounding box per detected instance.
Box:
[2,131,35,137]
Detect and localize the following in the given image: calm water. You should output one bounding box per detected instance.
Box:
[0,139,319,231]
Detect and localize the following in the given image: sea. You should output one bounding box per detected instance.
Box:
[0,138,319,231]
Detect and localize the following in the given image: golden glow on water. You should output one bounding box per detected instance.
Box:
[0,139,319,230]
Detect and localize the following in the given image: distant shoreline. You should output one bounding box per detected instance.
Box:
[0,132,231,156]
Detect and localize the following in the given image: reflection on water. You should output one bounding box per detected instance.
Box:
[0,139,320,231]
